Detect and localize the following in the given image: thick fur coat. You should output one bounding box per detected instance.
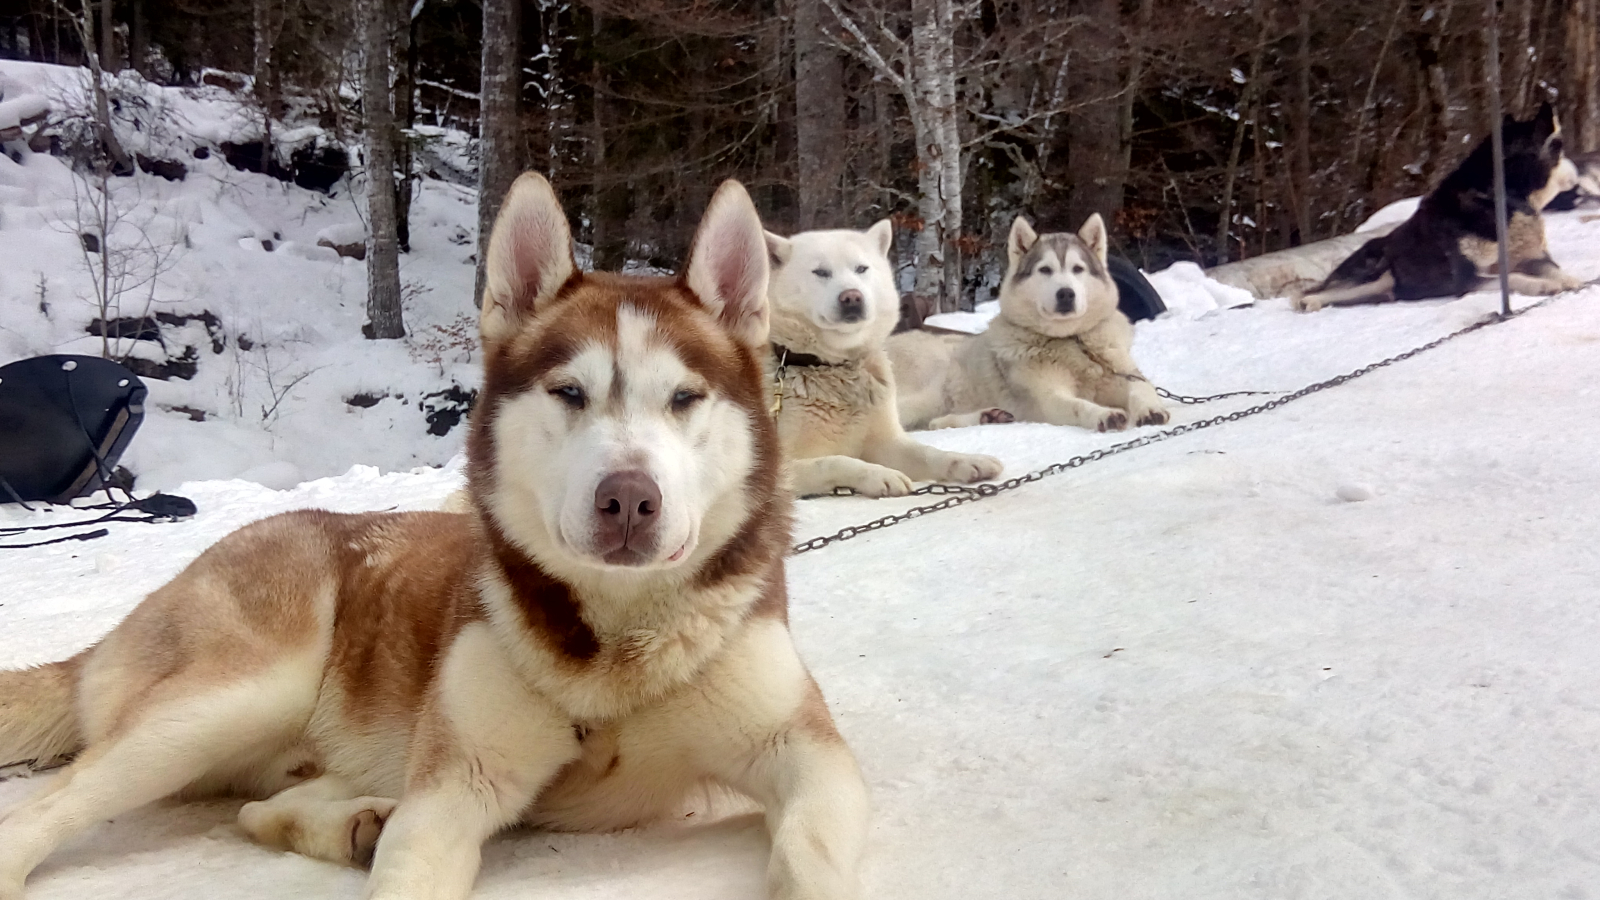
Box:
[889,214,1169,433]
[1296,102,1584,311]
[0,175,868,900]
[765,221,1002,497]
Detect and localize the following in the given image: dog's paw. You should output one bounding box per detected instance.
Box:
[848,464,915,498]
[1291,292,1325,313]
[1134,406,1170,427]
[348,800,397,868]
[978,408,1015,425]
[941,453,1003,483]
[1095,409,1128,432]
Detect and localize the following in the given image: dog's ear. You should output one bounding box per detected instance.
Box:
[866,219,894,257]
[1007,216,1037,266]
[480,172,576,346]
[685,180,770,349]
[1078,213,1109,266]
[765,231,793,269]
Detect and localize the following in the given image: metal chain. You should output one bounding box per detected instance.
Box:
[791,298,1555,556]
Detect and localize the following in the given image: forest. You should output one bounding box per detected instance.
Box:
[1,0,1596,317]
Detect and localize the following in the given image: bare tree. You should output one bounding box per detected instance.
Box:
[50,0,132,175]
[361,0,405,339]
[822,0,963,313]
[475,0,520,307]
[793,0,846,229]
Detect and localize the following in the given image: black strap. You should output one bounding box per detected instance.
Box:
[771,344,844,368]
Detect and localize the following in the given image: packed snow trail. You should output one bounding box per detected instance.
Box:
[4,285,1600,899]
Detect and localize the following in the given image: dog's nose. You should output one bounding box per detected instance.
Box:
[593,470,661,562]
[1055,287,1076,314]
[838,290,866,323]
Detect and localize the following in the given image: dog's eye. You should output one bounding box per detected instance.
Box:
[1072,265,1085,274]
[670,389,704,412]
[550,384,586,410]
[813,268,832,279]
[854,264,868,274]
[1039,266,1054,276]
[1551,137,1564,156]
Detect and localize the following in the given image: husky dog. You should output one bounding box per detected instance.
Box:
[0,175,868,900]
[889,214,1169,433]
[765,221,1003,497]
[1296,102,1584,312]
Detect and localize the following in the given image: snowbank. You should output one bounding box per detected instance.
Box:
[0,60,483,493]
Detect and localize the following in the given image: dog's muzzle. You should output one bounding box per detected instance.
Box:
[592,470,662,565]
[1054,287,1076,314]
[838,289,866,323]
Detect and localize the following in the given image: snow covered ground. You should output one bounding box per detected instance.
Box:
[5,58,1600,900]
[5,206,1600,897]
[0,60,482,491]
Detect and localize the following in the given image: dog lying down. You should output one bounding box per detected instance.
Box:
[1296,102,1586,312]
[889,213,1170,433]
[0,175,869,900]
[765,220,1004,497]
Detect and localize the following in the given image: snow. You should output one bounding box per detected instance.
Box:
[0,92,49,130]
[5,58,1600,900]
[0,60,483,494]
[315,223,368,246]
[1358,197,1422,233]
[922,299,999,334]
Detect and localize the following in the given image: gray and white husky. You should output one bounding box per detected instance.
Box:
[890,214,1169,432]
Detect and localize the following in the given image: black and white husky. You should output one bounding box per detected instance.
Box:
[1296,102,1583,311]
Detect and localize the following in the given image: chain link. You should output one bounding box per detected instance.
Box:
[791,298,1555,557]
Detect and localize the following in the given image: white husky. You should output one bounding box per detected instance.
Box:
[890,214,1169,432]
[0,174,868,900]
[765,220,1003,497]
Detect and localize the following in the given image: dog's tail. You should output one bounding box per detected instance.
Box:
[0,656,84,767]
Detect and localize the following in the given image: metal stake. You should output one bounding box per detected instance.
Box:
[1486,0,1513,318]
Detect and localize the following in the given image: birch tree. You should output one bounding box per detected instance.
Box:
[822,0,963,313]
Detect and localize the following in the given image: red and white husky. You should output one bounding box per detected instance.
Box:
[0,174,868,900]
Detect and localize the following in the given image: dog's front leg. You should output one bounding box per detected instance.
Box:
[757,732,870,900]
[788,454,915,498]
[861,403,1002,484]
[364,625,580,900]
[1033,390,1128,432]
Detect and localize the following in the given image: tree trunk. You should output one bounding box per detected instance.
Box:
[97,0,117,72]
[1215,19,1264,265]
[1569,0,1600,150]
[1066,0,1125,229]
[361,0,404,340]
[129,0,146,77]
[475,0,520,306]
[252,0,276,176]
[909,0,961,314]
[76,0,133,175]
[793,0,845,230]
[1291,1,1313,243]
[394,0,417,253]
[588,11,631,273]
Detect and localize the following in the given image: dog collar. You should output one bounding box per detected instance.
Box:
[768,344,846,417]
[770,344,840,369]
